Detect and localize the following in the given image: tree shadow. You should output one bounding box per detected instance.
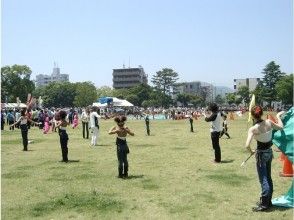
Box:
[221,159,234,163]
[125,175,144,179]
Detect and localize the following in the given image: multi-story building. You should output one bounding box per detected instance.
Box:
[175,81,214,102]
[234,78,260,92]
[112,66,148,89]
[35,64,69,87]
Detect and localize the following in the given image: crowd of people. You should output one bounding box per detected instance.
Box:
[0,103,289,212]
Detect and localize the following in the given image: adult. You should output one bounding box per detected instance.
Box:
[10,108,39,151]
[108,116,134,178]
[204,103,223,163]
[245,106,284,211]
[81,108,90,139]
[7,110,15,131]
[89,106,101,146]
[56,110,70,162]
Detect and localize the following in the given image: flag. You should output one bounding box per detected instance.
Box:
[247,94,255,123]
[272,107,294,208]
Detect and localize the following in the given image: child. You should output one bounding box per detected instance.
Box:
[43,116,50,134]
[56,110,70,162]
[72,112,79,129]
[10,108,39,151]
[109,116,134,178]
[220,115,230,139]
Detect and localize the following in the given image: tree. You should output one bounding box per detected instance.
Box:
[190,95,204,107]
[39,82,76,107]
[151,68,179,107]
[275,74,293,105]
[176,93,191,107]
[128,84,153,106]
[74,82,97,107]
[226,93,236,105]
[96,86,113,98]
[151,68,179,96]
[260,61,285,105]
[1,65,35,103]
[237,86,250,106]
[215,94,225,105]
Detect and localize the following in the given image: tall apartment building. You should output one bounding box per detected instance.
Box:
[35,64,69,87]
[112,66,148,89]
[234,78,260,92]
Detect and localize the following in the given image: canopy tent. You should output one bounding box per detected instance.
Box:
[93,97,134,107]
[1,103,27,108]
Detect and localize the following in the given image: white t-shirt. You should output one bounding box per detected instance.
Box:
[90,112,101,128]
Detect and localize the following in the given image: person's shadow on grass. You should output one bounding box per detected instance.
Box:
[221,159,234,163]
[125,174,144,179]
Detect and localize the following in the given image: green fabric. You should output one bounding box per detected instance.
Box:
[272,107,294,208]
[272,180,294,208]
[272,107,294,163]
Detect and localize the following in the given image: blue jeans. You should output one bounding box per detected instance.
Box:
[256,149,273,198]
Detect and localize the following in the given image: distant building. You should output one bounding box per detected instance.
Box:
[112,66,148,89]
[35,64,69,87]
[234,78,260,92]
[175,81,214,102]
[214,86,234,97]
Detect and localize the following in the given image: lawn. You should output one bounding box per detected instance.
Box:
[1,114,293,220]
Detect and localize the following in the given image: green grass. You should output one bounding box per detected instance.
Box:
[1,114,293,219]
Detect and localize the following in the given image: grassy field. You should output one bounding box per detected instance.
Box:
[1,114,293,220]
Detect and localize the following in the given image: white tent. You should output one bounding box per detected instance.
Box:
[93,97,134,107]
[1,103,27,108]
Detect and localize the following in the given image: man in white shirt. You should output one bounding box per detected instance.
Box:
[90,106,101,146]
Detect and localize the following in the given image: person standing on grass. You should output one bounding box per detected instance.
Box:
[56,110,70,162]
[245,106,284,212]
[145,115,150,136]
[109,116,134,178]
[7,110,15,130]
[204,103,223,163]
[81,108,90,139]
[220,115,230,139]
[72,111,79,129]
[9,108,39,151]
[1,110,5,130]
[189,115,194,132]
[89,106,101,146]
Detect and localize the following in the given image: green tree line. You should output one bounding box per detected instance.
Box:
[1,62,293,108]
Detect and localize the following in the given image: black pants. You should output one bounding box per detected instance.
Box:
[116,138,129,177]
[211,131,221,162]
[1,120,4,130]
[59,130,69,161]
[146,124,150,136]
[82,122,89,139]
[20,124,28,151]
[9,121,14,130]
[190,122,194,132]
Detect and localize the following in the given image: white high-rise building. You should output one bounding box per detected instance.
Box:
[35,64,69,87]
[234,78,260,92]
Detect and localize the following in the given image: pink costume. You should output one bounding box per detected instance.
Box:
[43,117,50,134]
[72,114,79,129]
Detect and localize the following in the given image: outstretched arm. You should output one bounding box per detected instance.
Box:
[108,126,117,135]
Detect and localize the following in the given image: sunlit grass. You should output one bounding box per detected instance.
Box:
[1,114,293,219]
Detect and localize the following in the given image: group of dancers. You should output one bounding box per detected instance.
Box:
[3,102,287,212]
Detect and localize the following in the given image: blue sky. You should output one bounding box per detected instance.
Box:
[2,0,293,89]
